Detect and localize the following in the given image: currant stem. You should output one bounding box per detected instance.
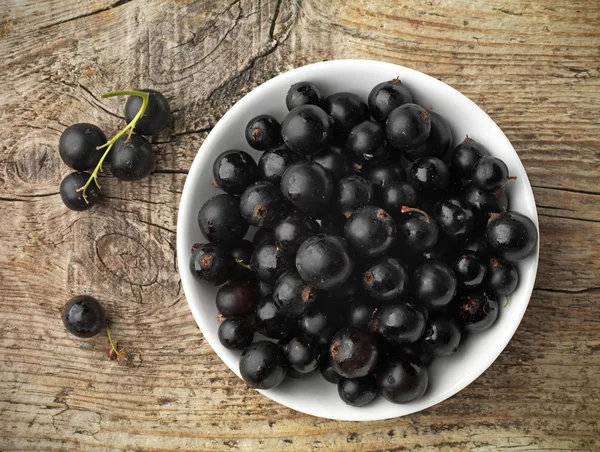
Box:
[76,90,150,203]
[401,206,430,223]
[235,259,254,271]
[106,325,126,359]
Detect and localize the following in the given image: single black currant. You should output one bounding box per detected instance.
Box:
[212,150,258,195]
[295,234,354,290]
[281,105,331,155]
[403,111,453,162]
[336,175,375,218]
[330,327,380,379]
[61,295,106,338]
[280,161,334,216]
[485,212,537,261]
[124,89,170,136]
[108,134,155,181]
[386,103,431,150]
[250,238,293,283]
[60,172,101,211]
[58,123,106,171]
[368,79,413,122]
[240,181,287,227]
[286,82,323,110]
[189,243,233,285]
[451,292,499,331]
[239,341,287,389]
[198,194,249,245]
[245,115,283,151]
[344,206,396,258]
[216,280,258,317]
[338,375,378,407]
[346,120,389,163]
[362,256,409,301]
[218,317,254,350]
[486,257,519,295]
[274,213,320,255]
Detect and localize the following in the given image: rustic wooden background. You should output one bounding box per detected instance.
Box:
[1,0,599,450]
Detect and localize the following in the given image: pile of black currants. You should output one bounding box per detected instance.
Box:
[58,89,170,210]
[190,79,538,407]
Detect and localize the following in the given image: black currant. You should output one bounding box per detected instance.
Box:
[346,120,389,163]
[295,234,354,290]
[212,150,258,195]
[451,292,499,331]
[485,212,537,261]
[245,115,283,151]
[283,335,321,374]
[286,81,323,110]
[250,238,293,283]
[433,197,474,241]
[404,111,453,161]
[189,243,233,285]
[281,105,331,155]
[320,355,342,384]
[218,317,254,350]
[58,123,106,171]
[381,182,419,218]
[376,301,427,345]
[452,251,487,289]
[239,341,287,389]
[336,175,375,218]
[274,213,320,255]
[330,327,380,379]
[312,145,352,180]
[450,137,486,179]
[472,156,514,192]
[363,159,406,192]
[376,356,428,404]
[124,89,170,136]
[280,161,334,216]
[412,260,457,309]
[61,295,106,338]
[362,256,409,301]
[299,301,341,345]
[397,206,439,251]
[273,270,321,317]
[108,134,155,181]
[486,257,519,295]
[386,103,431,150]
[240,181,287,227]
[368,79,413,122]
[216,280,258,317]
[257,145,301,185]
[344,206,396,258]
[198,194,249,245]
[229,240,255,280]
[421,313,461,357]
[408,157,450,192]
[338,375,378,407]
[323,92,369,141]
[254,296,299,339]
[60,172,101,211]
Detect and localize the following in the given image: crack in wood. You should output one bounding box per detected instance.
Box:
[269,0,283,40]
[39,0,134,30]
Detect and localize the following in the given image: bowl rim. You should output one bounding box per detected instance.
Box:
[176,59,540,421]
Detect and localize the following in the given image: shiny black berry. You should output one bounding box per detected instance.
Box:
[281,105,331,155]
[386,103,431,150]
[362,256,409,301]
[464,236,489,257]
[218,317,254,350]
[364,159,406,191]
[472,156,514,192]
[452,292,499,331]
[312,145,352,180]
[450,137,486,179]
[280,161,334,216]
[212,150,258,195]
[124,89,170,136]
[295,234,354,290]
[404,112,453,162]
[377,357,428,404]
[216,280,258,317]
[433,197,474,241]
[338,375,378,407]
[368,79,413,122]
[239,341,287,389]
[320,355,342,384]
[462,183,508,227]
[381,182,419,219]
[283,335,321,374]
[486,257,519,295]
[397,207,439,251]
[344,206,396,258]
[230,240,255,280]
[286,82,323,110]
[346,120,389,163]
[323,92,369,141]
[346,300,378,330]
[330,327,380,379]
[421,313,461,357]
[245,115,282,151]
[408,157,450,192]
[377,301,427,345]
[257,145,301,185]
[485,212,537,261]
[317,211,346,235]
[412,260,457,309]
[273,270,321,317]
[198,194,249,245]
[240,181,287,227]
[250,238,293,283]
[61,295,106,338]
[189,243,233,285]
[336,175,375,218]
[300,302,341,345]
[60,172,101,211]
[254,296,298,339]
[252,227,273,247]
[58,123,106,170]
[109,134,155,181]
[453,251,487,289]
[257,280,274,298]
[274,213,320,255]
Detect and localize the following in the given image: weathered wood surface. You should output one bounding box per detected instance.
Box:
[1,0,599,450]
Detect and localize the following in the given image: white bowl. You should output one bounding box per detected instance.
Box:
[176,60,539,421]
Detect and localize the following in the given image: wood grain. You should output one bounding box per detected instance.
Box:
[1,0,599,450]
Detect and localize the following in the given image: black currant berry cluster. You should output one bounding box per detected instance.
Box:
[58,89,170,210]
[190,79,538,407]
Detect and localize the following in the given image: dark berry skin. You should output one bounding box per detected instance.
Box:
[280,161,334,216]
[452,292,499,331]
[286,82,323,110]
[295,234,354,290]
[420,238,458,264]
[462,183,508,228]
[312,145,352,180]
[377,357,428,404]
[381,182,419,219]
[58,123,106,170]
[433,197,474,241]
[245,115,282,151]
[486,258,519,295]
[274,214,320,255]
[451,138,486,179]
[329,276,361,302]
[320,355,342,384]
[300,302,341,345]
[189,243,233,285]
[216,280,258,317]
[212,150,258,195]
[198,194,249,245]
[485,212,538,261]
[61,295,106,338]
[257,280,274,298]
[397,207,439,251]
[253,228,273,247]
[336,175,375,218]
[124,89,170,136]
[346,300,378,330]
[60,172,101,211]
[421,313,461,357]
[109,134,155,181]
[230,240,255,281]
[408,157,450,193]
[330,327,380,379]
[376,302,427,345]
[404,111,453,161]
[251,238,293,283]
[465,236,489,257]
[346,120,389,163]
[254,296,298,339]
[283,335,321,373]
[368,79,413,122]
[218,317,254,350]
[412,260,457,309]
[362,256,409,301]
[338,375,378,407]
[386,103,431,150]
[273,270,321,317]
[257,145,301,185]
[390,342,434,367]
[344,206,396,258]
[472,156,512,192]
[239,341,287,389]
[453,251,487,289]
[240,181,287,227]
[364,160,406,192]
[317,211,346,235]
[281,105,331,155]
[323,92,370,142]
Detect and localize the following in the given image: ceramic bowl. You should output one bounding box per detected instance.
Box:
[176,60,539,421]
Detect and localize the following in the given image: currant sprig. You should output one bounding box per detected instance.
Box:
[76,90,150,203]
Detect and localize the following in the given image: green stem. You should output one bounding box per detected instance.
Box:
[76,90,150,202]
[106,325,125,359]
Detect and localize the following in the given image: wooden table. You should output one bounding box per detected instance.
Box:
[1,1,599,450]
